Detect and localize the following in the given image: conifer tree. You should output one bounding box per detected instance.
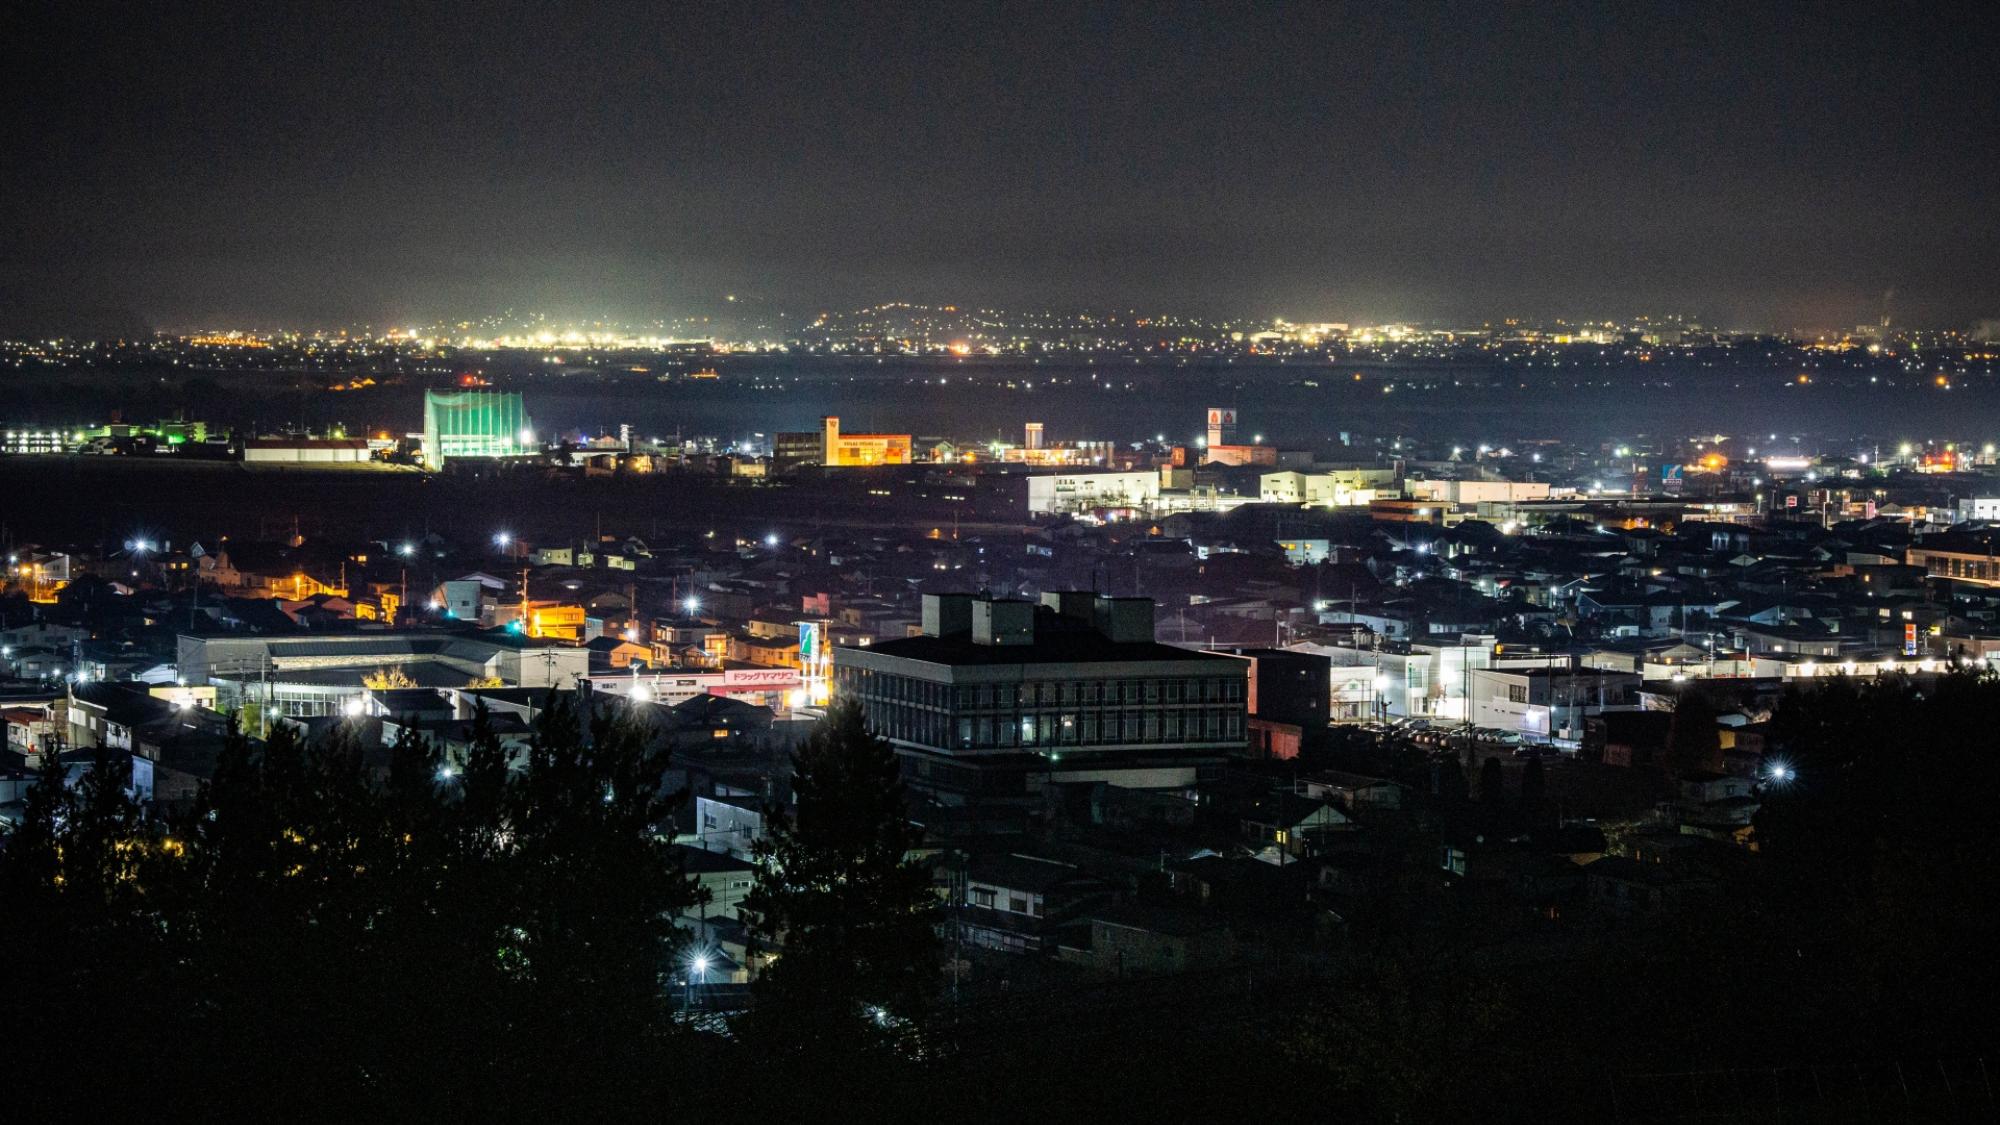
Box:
[741,700,940,1054]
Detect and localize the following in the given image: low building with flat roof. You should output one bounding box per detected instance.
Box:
[176,629,587,721]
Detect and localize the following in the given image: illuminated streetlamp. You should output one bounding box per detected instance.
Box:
[685,951,711,1009]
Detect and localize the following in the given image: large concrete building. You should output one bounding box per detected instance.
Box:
[1025,470,1160,515]
[833,592,1247,805]
[1259,468,1397,507]
[771,415,913,471]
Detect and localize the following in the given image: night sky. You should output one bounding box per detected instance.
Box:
[4,1,1996,332]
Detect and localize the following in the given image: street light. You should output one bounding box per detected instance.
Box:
[686,951,712,1010]
[398,542,415,558]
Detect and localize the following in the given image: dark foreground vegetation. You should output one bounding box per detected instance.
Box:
[5,680,1998,1122]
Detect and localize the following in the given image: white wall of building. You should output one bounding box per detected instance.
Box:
[1406,479,1552,505]
[243,444,368,464]
[1027,471,1161,515]
[1960,497,2000,522]
[1260,470,1390,506]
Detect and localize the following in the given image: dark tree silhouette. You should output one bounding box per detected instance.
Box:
[740,700,940,1058]
[0,699,696,1120]
[1518,755,1546,826]
[1477,755,1505,807]
[1666,689,1724,776]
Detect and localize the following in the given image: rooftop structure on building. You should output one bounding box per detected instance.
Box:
[832,591,1248,807]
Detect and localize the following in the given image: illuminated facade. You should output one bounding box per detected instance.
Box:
[1260,469,1396,506]
[769,415,912,471]
[521,602,586,641]
[1025,470,1159,515]
[421,390,534,469]
[821,415,912,467]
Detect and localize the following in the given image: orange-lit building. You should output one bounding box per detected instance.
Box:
[821,415,912,467]
[522,601,587,641]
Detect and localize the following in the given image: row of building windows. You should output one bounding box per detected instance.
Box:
[1926,554,2000,583]
[837,668,1244,709]
[857,699,1244,750]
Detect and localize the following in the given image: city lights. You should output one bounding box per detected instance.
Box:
[5,10,1993,1112]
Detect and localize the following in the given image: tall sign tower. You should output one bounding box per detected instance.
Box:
[797,619,833,706]
[1205,407,1237,448]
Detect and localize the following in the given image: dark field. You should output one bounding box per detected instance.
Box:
[7,358,2000,452]
[0,454,986,549]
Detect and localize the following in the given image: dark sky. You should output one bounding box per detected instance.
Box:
[5,1,1996,332]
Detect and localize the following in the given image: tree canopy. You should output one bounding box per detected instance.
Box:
[0,695,695,1119]
[739,699,941,1061]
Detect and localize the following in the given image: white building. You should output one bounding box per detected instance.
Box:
[242,438,371,464]
[1259,468,1395,507]
[1958,497,2000,522]
[1026,470,1160,515]
[1406,479,1552,505]
[1466,667,1639,743]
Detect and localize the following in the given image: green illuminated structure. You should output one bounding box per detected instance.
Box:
[421,390,534,469]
